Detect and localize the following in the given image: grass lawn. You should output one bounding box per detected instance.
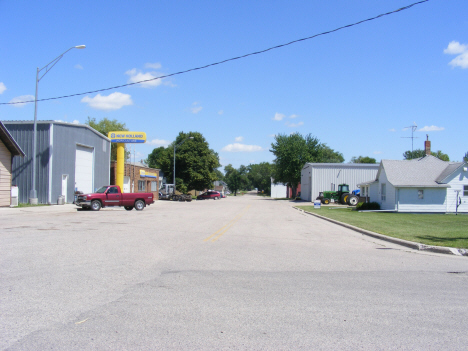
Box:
[296,206,468,249]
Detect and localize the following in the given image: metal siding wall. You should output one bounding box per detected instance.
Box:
[309,165,378,201]
[5,123,50,204]
[300,165,312,201]
[52,124,110,203]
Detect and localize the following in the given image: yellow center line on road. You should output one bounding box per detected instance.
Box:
[204,205,251,242]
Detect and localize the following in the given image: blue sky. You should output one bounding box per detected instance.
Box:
[1,0,467,168]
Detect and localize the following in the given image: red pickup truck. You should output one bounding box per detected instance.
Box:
[75,185,154,211]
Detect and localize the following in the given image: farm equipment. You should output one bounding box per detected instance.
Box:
[316,184,359,206]
[159,184,192,202]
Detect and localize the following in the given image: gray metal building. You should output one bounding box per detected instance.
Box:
[301,163,379,202]
[3,121,110,204]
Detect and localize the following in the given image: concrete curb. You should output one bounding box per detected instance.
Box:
[293,207,468,257]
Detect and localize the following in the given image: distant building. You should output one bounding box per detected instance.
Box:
[110,161,160,199]
[0,121,25,206]
[3,121,110,204]
[271,179,288,198]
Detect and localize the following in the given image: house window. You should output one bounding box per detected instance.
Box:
[151,181,157,191]
[418,190,424,199]
[381,183,386,201]
[138,180,145,191]
[464,185,468,197]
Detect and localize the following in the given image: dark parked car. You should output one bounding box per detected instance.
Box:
[197,191,221,200]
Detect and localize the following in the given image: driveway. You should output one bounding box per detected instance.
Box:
[1,195,468,350]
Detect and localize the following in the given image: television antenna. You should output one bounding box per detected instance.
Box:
[401,123,418,152]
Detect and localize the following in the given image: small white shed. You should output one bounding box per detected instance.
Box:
[270,178,288,198]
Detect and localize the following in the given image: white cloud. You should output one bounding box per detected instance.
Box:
[0,82,6,94]
[72,120,80,124]
[373,151,382,154]
[448,52,468,69]
[147,139,171,147]
[126,68,163,88]
[444,41,468,69]
[9,95,35,107]
[221,143,264,152]
[289,114,298,119]
[74,64,83,69]
[218,110,224,115]
[273,113,285,121]
[191,102,202,114]
[444,41,468,55]
[145,62,162,69]
[235,136,244,142]
[81,92,133,111]
[286,121,304,128]
[389,128,396,132]
[418,125,445,132]
[269,134,276,138]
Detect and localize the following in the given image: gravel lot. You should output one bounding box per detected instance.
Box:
[2,194,468,350]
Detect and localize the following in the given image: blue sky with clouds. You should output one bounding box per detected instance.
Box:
[1,1,467,168]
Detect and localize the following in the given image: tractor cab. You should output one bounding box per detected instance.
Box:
[337,184,349,194]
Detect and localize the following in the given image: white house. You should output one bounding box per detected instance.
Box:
[359,155,468,213]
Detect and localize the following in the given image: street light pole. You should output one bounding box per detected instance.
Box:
[30,45,86,204]
[173,136,193,195]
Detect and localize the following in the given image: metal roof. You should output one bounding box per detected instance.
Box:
[302,162,379,170]
[2,120,110,141]
[0,121,25,156]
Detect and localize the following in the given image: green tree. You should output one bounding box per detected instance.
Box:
[247,162,273,194]
[319,145,345,163]
[156,131,220,193]
[86,117,128,161]
[214,168,225,181]
[403,149,450,161]
[224,164,250,196]
[270,133,342,197]
[147,146,166,169]
[350,155,377,163]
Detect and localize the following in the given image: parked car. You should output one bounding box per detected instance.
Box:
[197,191,221,200]
[75,185,154,211]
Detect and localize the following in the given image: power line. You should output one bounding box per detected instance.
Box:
[1,0,429,106]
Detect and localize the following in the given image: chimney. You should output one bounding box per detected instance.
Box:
[424,134,431,156]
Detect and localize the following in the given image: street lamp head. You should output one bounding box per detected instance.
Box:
[75,45,86,49]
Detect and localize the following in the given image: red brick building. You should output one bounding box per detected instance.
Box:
[111,161,160,199]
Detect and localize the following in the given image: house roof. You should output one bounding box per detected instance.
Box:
[379,155,462,188]
[0,121,25,156]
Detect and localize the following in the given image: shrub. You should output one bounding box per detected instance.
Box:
[356,202,381,211]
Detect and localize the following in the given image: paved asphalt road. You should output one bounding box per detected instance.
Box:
[1,193,468,350]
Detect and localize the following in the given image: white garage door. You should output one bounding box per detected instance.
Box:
[75,145,94,194]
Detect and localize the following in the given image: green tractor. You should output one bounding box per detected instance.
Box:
[317,184,359,206]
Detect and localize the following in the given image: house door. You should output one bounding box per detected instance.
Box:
[62,175,68,203]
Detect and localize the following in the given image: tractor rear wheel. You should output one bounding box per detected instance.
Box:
[340,193,349,205]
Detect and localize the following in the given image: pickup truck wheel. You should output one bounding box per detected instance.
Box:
[91,200,101,211]
[135,200,145,211]
[124,206,133,211]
